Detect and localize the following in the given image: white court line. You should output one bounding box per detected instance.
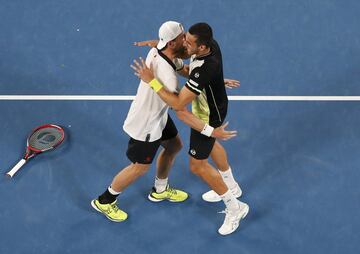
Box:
[0,95,360,101]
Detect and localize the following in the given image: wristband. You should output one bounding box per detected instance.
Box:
[201,124,214,137]
[149,79,163,93]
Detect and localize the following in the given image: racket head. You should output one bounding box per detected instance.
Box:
[25,124,65,157]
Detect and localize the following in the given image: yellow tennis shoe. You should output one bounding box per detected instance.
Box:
[91,199,128,222]
[148,185,189,202]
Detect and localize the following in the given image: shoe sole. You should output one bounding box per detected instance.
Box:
[147,194,188,203]
[202,192,242,203]
[218,203,249,236]
[90,200,127,222]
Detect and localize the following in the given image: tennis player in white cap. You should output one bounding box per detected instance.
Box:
[91,21,235,223]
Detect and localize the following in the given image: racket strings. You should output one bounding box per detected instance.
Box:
[28,127,63,150]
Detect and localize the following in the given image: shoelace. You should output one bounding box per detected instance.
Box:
[110,203,119,212]
[166,187,178,195]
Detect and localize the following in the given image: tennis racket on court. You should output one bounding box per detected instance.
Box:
[6,124,65,178]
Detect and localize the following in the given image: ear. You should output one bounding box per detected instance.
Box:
[168,41,176,49]
[199,45,207,51]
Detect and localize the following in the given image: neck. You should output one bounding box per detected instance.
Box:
[161,48,176,60]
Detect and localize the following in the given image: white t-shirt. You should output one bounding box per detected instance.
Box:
[123,48,179,142]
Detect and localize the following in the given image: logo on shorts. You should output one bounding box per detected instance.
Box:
[145,156,152,162]
[194,72,200,78]
[190,149,196,156]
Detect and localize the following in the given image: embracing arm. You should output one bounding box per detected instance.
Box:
[175,108,236,140]
[156,81,195,110]
[133,40,158,48]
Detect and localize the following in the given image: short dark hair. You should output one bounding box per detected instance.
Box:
[188,22,213,48]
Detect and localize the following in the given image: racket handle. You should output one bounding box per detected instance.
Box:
[6,159,27,178]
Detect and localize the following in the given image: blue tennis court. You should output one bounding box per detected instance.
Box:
[1,1,359,253]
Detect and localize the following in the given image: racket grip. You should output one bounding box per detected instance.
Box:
[6,159,27,178]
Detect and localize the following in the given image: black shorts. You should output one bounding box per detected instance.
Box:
[126,115,178,164]
[188,128,216,160]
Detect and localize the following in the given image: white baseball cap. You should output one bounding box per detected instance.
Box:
[157,21,184,50]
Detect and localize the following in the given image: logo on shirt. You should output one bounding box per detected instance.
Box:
[190,149,196,156]
[194,72,200,78]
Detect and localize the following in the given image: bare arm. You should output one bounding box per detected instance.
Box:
[133,40,159,48]
[175,108,237,140]
[157,82,195,110]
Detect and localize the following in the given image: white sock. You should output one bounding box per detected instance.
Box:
[108,186,121,195]
[219,167,238,190]
[220,189,240,211]
[154,177,168,193]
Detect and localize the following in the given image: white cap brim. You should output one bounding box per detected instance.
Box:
[157,40,167,50]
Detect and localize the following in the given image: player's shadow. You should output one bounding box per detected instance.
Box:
[221,72,360,224]
[235,98,359,227]
[51,129,93,211]
[31,99,139,216]
[244,84,360,193]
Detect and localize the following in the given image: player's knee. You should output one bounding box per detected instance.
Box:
[189,159,204,176]
[164,136,183,155]
[133,163,150,176]
[173,137,183,153]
